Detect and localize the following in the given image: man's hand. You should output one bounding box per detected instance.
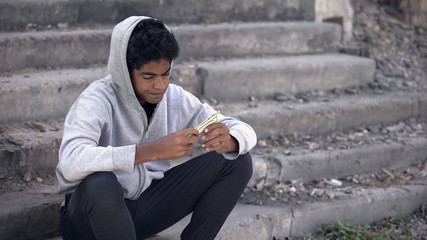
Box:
[135,128,199,164]
[201,123,238,154]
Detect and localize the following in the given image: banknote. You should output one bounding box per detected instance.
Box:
[187,111,220,137]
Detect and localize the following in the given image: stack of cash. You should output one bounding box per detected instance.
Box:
[187,111,220,137]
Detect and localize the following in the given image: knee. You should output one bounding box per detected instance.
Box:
[234,153,253,184]
[79,172,122,202]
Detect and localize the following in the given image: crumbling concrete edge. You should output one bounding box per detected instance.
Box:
[268,138,427,183]
[418,93,427,118]
[156,182,427,239]
[221,183,427,239]
[289,183,427,237]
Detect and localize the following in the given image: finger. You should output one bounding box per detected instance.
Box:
[183,143,195,151]
[204,123,226,133]
[204,123,223,130]
[203,125,228,140]
[206,141,228,153]
[184,128,200,138]
[203,134,230,149]
[186,134,200,144]
[201,137,220,148]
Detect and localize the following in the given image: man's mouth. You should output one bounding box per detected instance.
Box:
[151,92,164,97]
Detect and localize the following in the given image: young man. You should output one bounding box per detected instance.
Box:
[56,16,257,240]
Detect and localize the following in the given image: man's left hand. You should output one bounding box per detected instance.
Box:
[201,123,238,154]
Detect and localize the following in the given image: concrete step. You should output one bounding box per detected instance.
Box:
[250,138,427,187]
[2,177,426,239]
[1,91,426,176]
[0,0,310,32]
[0,22,341,73]
[0,53,374,123]
[198,54,375,100]
[220,91,427,138]
[0,68,107,123]
[156,183,427,239]
[0,122,63,176]
[0,182,63,240]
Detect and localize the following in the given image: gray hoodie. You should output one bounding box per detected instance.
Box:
[56,16,257,200]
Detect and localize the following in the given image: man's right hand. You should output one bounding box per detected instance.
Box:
[135,128,199,165]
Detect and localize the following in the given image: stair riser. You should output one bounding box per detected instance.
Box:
[2,93,425,175]
[290,185,427,237]
[0,68,106,123]
[201,55,375,100]
[0,204,60,240]
[251,139,427,185]
[1,143,60,176]
[239,94,425,139]
[175,23,340,62]
[0,0,307,32]
[0,54,373,123]
[0,0,79,32]
[158,185,427,239]
[0,31,111,73]
[0,193,63,240]
[0,22,340,73]
[420,97,427,118]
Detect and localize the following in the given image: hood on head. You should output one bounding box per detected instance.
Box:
[107,16,172,107]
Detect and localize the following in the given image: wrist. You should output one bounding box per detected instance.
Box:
[229,136,239,152]
[135,143,159,165]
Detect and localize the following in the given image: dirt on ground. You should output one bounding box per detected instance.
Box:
[239,0,427,238]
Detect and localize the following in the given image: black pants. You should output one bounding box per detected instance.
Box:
[59,152,252,240]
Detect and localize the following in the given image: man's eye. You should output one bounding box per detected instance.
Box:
[143,76,154,80]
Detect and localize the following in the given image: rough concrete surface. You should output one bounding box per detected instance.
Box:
[0,185,63,240]
[2,91,424,176]
[0,53,375,123]
[149,184,427,239]
[0,30,111,73]
[174,22,341,61]
[229,92,424,138]
[200,54,375,100]
[270,138,427,183]
[0,0,307,31]
[0,22,340,73]
[290,184,427,237]
[0,68,106,122]
[1,0,426,239]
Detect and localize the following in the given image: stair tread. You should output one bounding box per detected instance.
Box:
[1,91,426,179]
[1,172,426,239]
[0,0,309,32]
[0,21,341,73]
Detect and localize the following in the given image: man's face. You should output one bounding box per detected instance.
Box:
[130,58,171,106]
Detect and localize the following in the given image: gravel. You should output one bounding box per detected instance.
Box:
[238,0,427,238]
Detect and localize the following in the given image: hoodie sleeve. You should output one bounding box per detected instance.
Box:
[57,93,135,183]
[220,114,257,160]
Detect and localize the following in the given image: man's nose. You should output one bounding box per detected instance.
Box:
[154,76,168,89]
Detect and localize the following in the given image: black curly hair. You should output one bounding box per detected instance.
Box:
[126,18,179,72]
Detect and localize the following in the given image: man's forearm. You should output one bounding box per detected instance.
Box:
[134,143,160,165]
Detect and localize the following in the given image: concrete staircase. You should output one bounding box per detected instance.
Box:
[0,0,426,239]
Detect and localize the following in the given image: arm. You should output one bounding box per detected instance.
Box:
[58,94,135,182]
[167,85,257,159]
[134,128,199,164]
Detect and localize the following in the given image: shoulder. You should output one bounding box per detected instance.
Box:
[82,76,114,96]
[167,84,199,102]
[71,76,114,113]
